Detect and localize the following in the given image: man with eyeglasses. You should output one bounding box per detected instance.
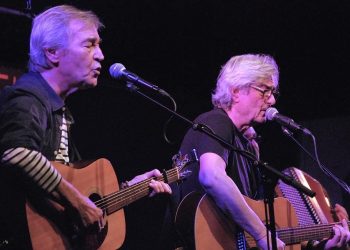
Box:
[160,54,285,250]
[250,85,280,100]
[162,53,350,250]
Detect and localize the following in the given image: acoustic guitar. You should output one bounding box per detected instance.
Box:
[175,192,350,250]
[26,154,193,250]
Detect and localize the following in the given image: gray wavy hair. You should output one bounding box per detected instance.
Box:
[212,54,279,109]
[29,5,104,72]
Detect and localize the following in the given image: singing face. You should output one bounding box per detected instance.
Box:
[236,79,277,125]
[56,19,104,90]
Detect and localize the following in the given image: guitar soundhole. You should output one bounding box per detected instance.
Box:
[86,192,109,249]
[66,193,109,249]
[89,193,101,203]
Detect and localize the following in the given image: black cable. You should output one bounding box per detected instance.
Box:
[282,127,350,195]
[161,91,177,144]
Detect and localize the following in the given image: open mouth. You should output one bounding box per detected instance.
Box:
[92,69,100,77]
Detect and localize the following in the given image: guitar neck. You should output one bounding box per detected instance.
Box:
[278,221,350,244]
[96,167,179,215]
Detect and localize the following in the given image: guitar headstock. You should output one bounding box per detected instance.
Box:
[171,149,198,180]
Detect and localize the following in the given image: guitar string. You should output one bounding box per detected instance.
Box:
[91,165,349,241]
[278,222,336,235]
[97,171,179,211]
[94,177,157,206]
[245,221,349,246]
[91,166,350,243]
[94,169,178,209]
[94,167,177,206]
[94,174,168,207]
[94,168,178,207]
[275,221,350,242]
[92,156,187,209]
[278,224,334,237]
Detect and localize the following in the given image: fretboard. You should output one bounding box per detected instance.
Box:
[278,221,350,244]
[95,167,179,215]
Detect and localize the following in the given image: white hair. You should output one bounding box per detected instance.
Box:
[29,5,104,72]
[212,54,279,109]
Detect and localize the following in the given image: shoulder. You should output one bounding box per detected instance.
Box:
[0,74,50,118]
[1,72,63,112]
[12,72,49,100]
[2,73,43,100]
[196,108,230,121]
[195,108,234,134]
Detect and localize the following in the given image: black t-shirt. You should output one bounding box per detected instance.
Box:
[160,108,263,250]
[178,108,263,200]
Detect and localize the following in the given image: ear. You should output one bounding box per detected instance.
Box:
[231,87,241,103]
[44,47,60,65]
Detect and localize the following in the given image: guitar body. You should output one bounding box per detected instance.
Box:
[175,192,299,250]
[243,196,299,250]
[175,192,238,250]
[26,158,125,250]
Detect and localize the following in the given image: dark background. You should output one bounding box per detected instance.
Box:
[1,1,349,249]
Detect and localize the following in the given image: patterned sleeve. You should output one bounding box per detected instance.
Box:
[1,147,62,193]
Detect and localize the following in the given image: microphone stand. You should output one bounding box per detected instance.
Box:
[124,83,316,250]
[281,127,350,194]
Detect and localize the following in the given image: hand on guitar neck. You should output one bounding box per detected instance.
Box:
[126,169,172,197]
[332,204,349,222]
[323,219,350,250]
[323,204,350,250]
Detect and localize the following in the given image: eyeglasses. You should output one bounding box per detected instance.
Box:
[250,85,280,99]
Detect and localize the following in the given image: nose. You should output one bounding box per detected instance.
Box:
[94,46,104,62]
[266,93,276,105]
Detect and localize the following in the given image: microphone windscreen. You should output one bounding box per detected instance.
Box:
[265,107,278,121]
[109,63,126,79]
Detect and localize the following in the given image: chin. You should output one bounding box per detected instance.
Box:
[81,80,98,89]
[255,117,266,124]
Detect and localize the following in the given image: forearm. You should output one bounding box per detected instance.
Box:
[201,170,267,241]
[54,178,85,208]
[1,147,62,193]
[2,147,104,228]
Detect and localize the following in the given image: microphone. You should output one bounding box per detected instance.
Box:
[265,107,311,135]
[109,63,166,95]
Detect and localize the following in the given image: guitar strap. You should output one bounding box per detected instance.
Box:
[236,230,248,250]
[226,126,249,250]
[226,125,260,250]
